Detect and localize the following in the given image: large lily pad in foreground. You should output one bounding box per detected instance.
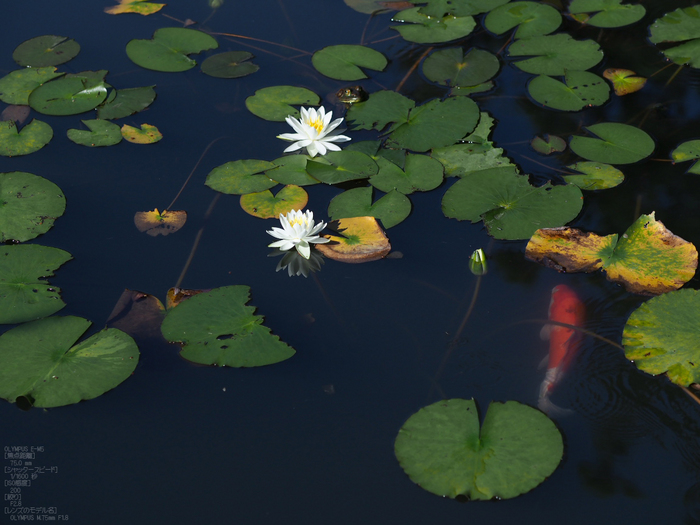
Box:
[395,399,563,499]
[161,285,295,367]
[0,316,139,407]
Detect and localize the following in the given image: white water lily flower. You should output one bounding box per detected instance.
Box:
[267,209,330,259]
[277,106,351,157]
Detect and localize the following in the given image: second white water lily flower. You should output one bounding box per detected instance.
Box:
[267,209,330,259]
[277,106,351,157]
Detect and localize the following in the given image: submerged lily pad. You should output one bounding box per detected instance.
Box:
[563,161,624,190]
[312,45,387,81]
[525,213,698,295]
[29,72,108,116]
[13,35,80,67]
[508,34,603,75]
[97,86,157,120]
[484,1,562,39]
[422,47,500,87]
[671,140,700,174]
[622,289,700,386]
[649,7,700,68]
[569,0,645,28]
[201,51,259,78]
[0,316,139,408]
[205,159,277,195]
[67,120,123,147]
[134,209,187,236]
[245,86,320,121]
[240,185,308,218]
[126,28,219,72]
[395,399,563,499]
[531,134,566,155]
[528,71,609,111]
[328,187,411,228]
[391,7,477,43]
[0,67,65,105]
[317,216,391,263]
[161,285,295,367]
[0,120,53,157]
[306,151,378,184]
[569,122,654,164]
[0,244,71,324]
[0,172,66,242]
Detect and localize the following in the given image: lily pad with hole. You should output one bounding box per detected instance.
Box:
[370,153,444,194]
[201,51,259,78]
[312,45,387,81]
[484,1,562,39]
[569,122,654,164]
[0,120,53,157]
[391,7,477,44]
[528,71,609,111]
[671,140,700,174]
[422,47,500,88]
[442,166,583,240]
[245,86,320,121]
[305,150,378,184]
[603,69,646,96]
[13,35,80,67]
[121,123,162,144]
[205,159,277,195]
[134,209,186,236]
[0,67,65,105]
[28,72,108,116]
[563,161,624,190]
[622,289,700,386]
[105,0,166,15]
[569,0,645,28]
[126,27,219,72]
[161,285,295,367]
[240,185,308,218]
[0,316,139,408]
[395,399,563,499]
[525,212,698,295]
[265,156,320,186]
[508,34,603,75]
[317,216,391,263]
[96,86,156,120]
[328,187,411,228]
[67,120,123,147]
[0,172,66,242]
[0,244,71,324]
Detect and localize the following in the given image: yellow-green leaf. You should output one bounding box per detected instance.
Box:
[105,0,166,15]
[121,123,162,144]
[239,185,308,219]
[603,68,646,96]
[134,208,186,236]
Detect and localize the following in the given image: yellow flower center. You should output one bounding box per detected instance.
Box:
[289,216,309,228]
[308,117,324,133]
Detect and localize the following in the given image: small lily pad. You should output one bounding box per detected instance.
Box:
[121,123,162,144]
[328,187,411,228]
[306,150,378,184]
[96,86,157,120]
[104,0,166,15]
[391,7,477,43]
[13,35,80,67]
[622,289,700,386]
[316,216,391,263]
[0,316,139,408]
[206,159,277,195]
[603,69,646,96]
[508,34,603,75]
[28,72,108,116]
[312,45,387,81]
[240,185,308,218]
[422,47,500,87]
[484,1,562,39]
[0,244,72,324]
[161,285,296,367]
[201,51,259,78]
[126,27,219,72]
[395,399,563,499]
[0,67,65,105]
[134,208,187,236]
[528,71,609,111]
[67,120,123,147]
[671,140,700,174]
[0,120,53,157]
[0,172,66,242]
[569,0,645,28]
[245,86,320,121]
[569,122,654,164]
[563,161,624,190]
[531,134,566,154]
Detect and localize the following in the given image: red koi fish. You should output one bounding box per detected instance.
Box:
[538,284,585,415]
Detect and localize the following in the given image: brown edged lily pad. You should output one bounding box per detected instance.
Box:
[316,216,391,263]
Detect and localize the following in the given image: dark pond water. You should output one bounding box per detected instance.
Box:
[3,0,700,523]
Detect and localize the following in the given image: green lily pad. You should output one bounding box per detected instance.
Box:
[346,90,416,132]
[312,45,387,81]
[201,51,259,78]
[671,140,700,174]
[508,34,603,75]
[161,285,295,367]
[96,86,156,120]
[431,142,515,177]
[0,67,65,105]
[13,35,80,67]
[0,316,138,407]
[569,122,654,164]
[484,1,562,39]
[370,153,444,194]
[417,0,510,17]
[0,120,53,157]
[395,399,563,499]
[0,244,71,324]
[67,120,123,147]
[463,111,496,144]
[563,161,624,190]
[265,156,320,186]
[422,47,500,87]
[442,166,583,240]
[328,187,411,228]
[622,289,700,386]
[343,0,414,15]
[531,134,567,154]
[245,86,320,121]
[391,7,477,44]
[0,172,66,242]
[205,159,277,195]
[650,7,700,68]
[240,185,308,219]
[528,71,609,111]
[28,72,108,116]
[126,27,219,72]
[305,151,378,184]
[569,0,645,28]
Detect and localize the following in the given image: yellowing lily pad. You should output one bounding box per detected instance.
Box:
[563,161,624,190]
[0,119,53,157]
[525,212,698,295]
[316,216,391,263]
[121,123,162,144]
[166,287,206,309]
[671,140,700,174]
[603,68,646,96]
[105,0,166,15]
[240,185,308,219]
[134,208,186,236]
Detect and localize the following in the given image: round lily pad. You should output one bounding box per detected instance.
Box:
[13,35,80,67]
[312,45,387,81]
[161,285,296,367]
[369,153,444,194]
[96,85,157,120]
[563,161,624,190]
[622,289,700,387]
[266,156,320,186]
[316,216,391,263]
[245,86,320,121]
[603,69,646,96]
[508,34,603,75]
[28,74,108,116]
[328,187,411,229]
[671,139,700,174]
[0,172,66,242]
[423,47,500,87]
[240,185,308,218]
[205,159,277,195]
[201,51,259,78]
[0,316,139,408]
[650,7,700,68]
[395,399,563,499]
[0,67,65,105]
[569,122,654,164]
[121,123,162,144]
[569,0,645,28]
[305,150,378,184]
[134,208,186,236]
[484,1,562,39]
[391,7,477,43]
[126,27,219,72]
[0,244,71,324]
[0,120,53,157]
[528,71,609,111]
[67,120,123,147]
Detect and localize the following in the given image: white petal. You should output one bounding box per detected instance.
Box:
[277,132,305,141]
[311,236,330,244]
[315,141,327,156]
[296,241,311,259]
[306,143,319,157]
[322,142,342,152]
[269,240,294,251]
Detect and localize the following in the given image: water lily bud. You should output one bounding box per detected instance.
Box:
[469,248,487,275]
[209,0,224,8]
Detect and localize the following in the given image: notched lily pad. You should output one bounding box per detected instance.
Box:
[201,51,259,78]
[569,122,654,164]
[312,45,387,81]
[528,71,609,111]
[317,216,391,263]
[205,159,277,195]
[13,35,80,67]
[126,27,218,72]
[563,161,624,190]
[569,0,645,28]
[508,34,603,75]
[121,123,162,144]
[0,119,53,157]
[391,7,477,43]
[422,47,500,88]
[603,68,646,96]
[328,187,411,228]
[240,185,308,218]
[134,208,186,236]
[67,120,123,147]
[97,86,157,120]
[0,67,65,105]
[105,0,166,15]
[671,140,700,174]
[28,71,108,116]
[246,86,320,121]
[531,134,566,154]
[306,150,378,184]
[484,1,562,39]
